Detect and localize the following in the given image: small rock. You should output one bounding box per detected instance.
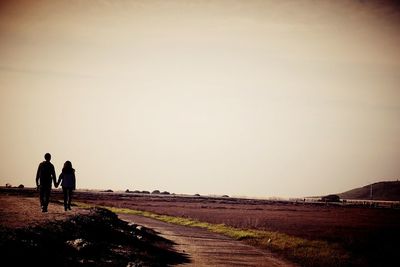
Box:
[66,238,90,251]
[128,222,137,227]
[127,261,144,267]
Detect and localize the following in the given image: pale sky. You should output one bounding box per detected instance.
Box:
[1,0,399,198]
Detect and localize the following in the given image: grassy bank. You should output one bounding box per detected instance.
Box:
[0,206,188,267]
[77,203,351,267]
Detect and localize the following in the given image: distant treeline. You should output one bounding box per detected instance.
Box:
[125,189,172,195]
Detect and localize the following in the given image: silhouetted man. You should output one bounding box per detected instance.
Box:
[36,153,57,212]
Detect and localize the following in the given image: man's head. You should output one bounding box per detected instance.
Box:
[44,153,51,161]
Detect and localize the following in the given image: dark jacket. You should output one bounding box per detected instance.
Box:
[36,161,56,188]
[58,171,76,190]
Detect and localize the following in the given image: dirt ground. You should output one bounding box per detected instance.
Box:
[0,193,189,266]
[0,195,89,228]
[0,191,296,266]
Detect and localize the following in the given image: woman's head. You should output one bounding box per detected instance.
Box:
[62,161,74,173]
[64,161,72,168]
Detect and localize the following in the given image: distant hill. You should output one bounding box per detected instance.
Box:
[338,181,400,201]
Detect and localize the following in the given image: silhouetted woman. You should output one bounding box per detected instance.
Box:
[57,161,76,211]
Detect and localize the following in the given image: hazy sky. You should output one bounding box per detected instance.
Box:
[1,0,399,198]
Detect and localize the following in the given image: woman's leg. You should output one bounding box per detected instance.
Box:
[62,187,68,211]
[67,188,73,209]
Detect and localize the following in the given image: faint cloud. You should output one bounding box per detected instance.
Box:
[0,65,95,79]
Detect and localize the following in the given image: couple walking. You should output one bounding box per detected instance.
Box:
[35,153,76,212]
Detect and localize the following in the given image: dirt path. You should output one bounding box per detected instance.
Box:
[118,214,297,267]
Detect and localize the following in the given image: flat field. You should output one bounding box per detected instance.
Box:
[2,188,399,267]
[77,190,400,267]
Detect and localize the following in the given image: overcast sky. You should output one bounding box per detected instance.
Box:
[1,0,399,198]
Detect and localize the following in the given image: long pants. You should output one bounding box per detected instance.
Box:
[63,187,73,208]
[39,186,51,208]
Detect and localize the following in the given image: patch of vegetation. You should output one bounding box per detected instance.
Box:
[88,205,352,267]
[0,207,188,267]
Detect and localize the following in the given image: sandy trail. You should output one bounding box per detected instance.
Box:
[119,214,297,267]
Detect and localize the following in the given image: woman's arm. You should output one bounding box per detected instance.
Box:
[56,173,63,188]
[73,173,76,190]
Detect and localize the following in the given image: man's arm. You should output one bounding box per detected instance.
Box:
[52,165,57,187]
[36,163,41,187]
[56,173,63,188]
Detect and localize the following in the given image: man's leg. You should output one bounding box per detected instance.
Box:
[42,186,51,212]
[39,186,45,208]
